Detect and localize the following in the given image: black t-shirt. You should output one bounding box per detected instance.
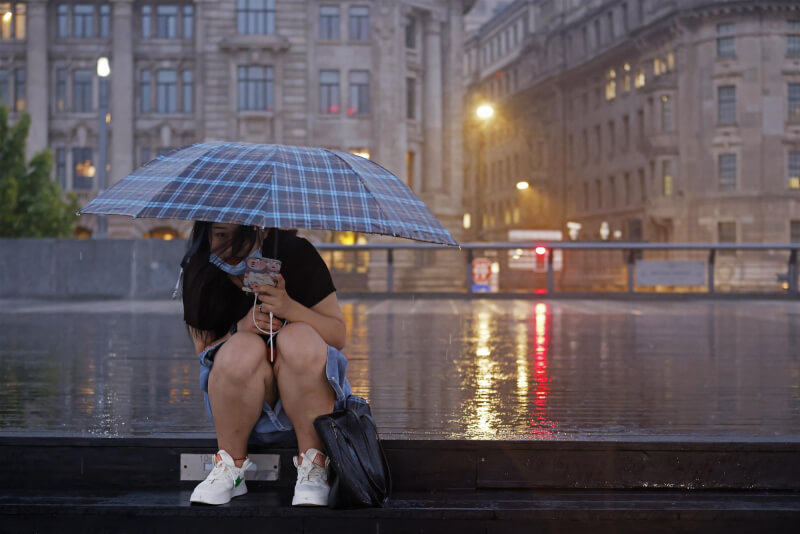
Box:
[182,229,336,341]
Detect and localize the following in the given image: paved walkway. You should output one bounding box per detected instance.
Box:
[1,298,799,441]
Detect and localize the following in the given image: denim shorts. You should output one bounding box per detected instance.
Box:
[197,337,352,444]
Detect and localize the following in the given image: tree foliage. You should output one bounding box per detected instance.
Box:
[0,106,80,237]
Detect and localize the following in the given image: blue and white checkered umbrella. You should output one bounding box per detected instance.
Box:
[80,142,457,246]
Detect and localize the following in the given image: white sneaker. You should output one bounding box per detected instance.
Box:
[190,450,252,505]
[291,448,330,506]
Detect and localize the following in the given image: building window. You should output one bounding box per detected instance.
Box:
[349,6,369,41]
[637,108,644,139]
[141,5,151,38]
[183,5,193,39]
[12,67,23,111]
[406,151,414,187]
[609,175,616,207]
[653,57,667,76]
[348,71,369,115]
[237,65,274,111]
[236,0,276,35]
[608,120,615,156]
[718,221,736,244]
[156,5,178,38]
[595,179,602,209]
[622,115,630,149]
[594,18,601,46]
[99,4,110,37]
[718,153,737,190]
[583,182,589,210]
[406,77,415,120]
[56,148,67,190]
[72,147,94,190]
[55,68,67,111]
[319,69,340,114]
[717,23,735,58]
[73,4,94,38]
[791,220,800,244]
[182,70,193,113]
[140,70,150,112]
[72,69,92,112]
[581,129,588,162]
[581,25,587,55]
[789,151,800,190]
[405,15,415,48]
[789,83,800,121]
[156,70,177,113]
[661,95,672,132]
[634,67,645,88]
[662,160,673,196]
[621,2,628,32]
[319,5,339,40]
[638,168,646,202]
[607,11,614,41]
[605,68,616,100]
[594,125,601,161]
[624,173,631,205]
[718,85,736,125]
[57,4,69,37]
[2,2,25,40]
[789,21,800,56]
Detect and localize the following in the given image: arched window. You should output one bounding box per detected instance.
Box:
[144,226,183,240]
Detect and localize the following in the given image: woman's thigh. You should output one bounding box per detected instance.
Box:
[273,323,327,375]
[210,333,277,403]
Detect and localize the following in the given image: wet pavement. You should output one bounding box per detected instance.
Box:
[0,298,798,441]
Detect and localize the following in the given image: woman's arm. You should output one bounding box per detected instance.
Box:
[254,275,347,350]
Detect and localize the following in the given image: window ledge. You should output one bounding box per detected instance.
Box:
[236,110,275,118]
[220,34,290,53]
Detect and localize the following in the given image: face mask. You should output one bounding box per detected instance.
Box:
[209,253,247,275]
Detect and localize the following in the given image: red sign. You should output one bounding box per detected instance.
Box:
[472,258,492,284]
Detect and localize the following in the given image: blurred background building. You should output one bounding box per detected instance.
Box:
[463,0,800,248]
[0,0,472,245]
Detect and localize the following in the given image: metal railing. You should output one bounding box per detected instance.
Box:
[315,242,800,296]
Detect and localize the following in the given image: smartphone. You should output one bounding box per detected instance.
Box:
[242,256,281,293]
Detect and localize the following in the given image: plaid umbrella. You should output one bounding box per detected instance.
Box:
[79,142,458,246]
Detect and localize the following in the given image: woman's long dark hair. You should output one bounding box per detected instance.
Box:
[181,221,261,346]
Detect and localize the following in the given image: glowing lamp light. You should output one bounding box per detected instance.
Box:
[534,246,547,256]
[476,104,494,120]
[2,11,12,22]
[97,57,111,78]
[516,181,530,190]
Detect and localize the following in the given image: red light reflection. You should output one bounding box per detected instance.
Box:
[530,302,556,437]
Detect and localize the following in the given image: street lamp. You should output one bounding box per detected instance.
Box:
[95,57,110,239]
[474,103,494,242]
[515,181,530,191]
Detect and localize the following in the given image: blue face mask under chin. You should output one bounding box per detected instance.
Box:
[209,253,247,275]
[209,248,267,276]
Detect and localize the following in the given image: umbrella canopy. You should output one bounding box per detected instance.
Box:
[79,142,458,246]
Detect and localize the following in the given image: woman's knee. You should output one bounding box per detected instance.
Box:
[212,333,272,383]
[275,323,326,374]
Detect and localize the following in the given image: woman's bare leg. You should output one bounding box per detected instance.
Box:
[208,332,277,466]
[273,323,334,457]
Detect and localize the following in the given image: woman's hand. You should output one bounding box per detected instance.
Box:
[254,274,294,318]
[236,302,284,335]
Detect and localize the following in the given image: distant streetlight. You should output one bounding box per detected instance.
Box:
[2,11,12,23]
[516,181,530,191]
[476,104,494,120]
[94,57,111,239]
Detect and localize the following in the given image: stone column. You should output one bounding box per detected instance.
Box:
[109,0,135,237]
[441,2,465,224]
[109,0,134,186]
[25,0,48,160]
[422,13,443,194]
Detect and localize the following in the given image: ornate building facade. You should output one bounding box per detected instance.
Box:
[1,0,472,253]
[464,0,800,249]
